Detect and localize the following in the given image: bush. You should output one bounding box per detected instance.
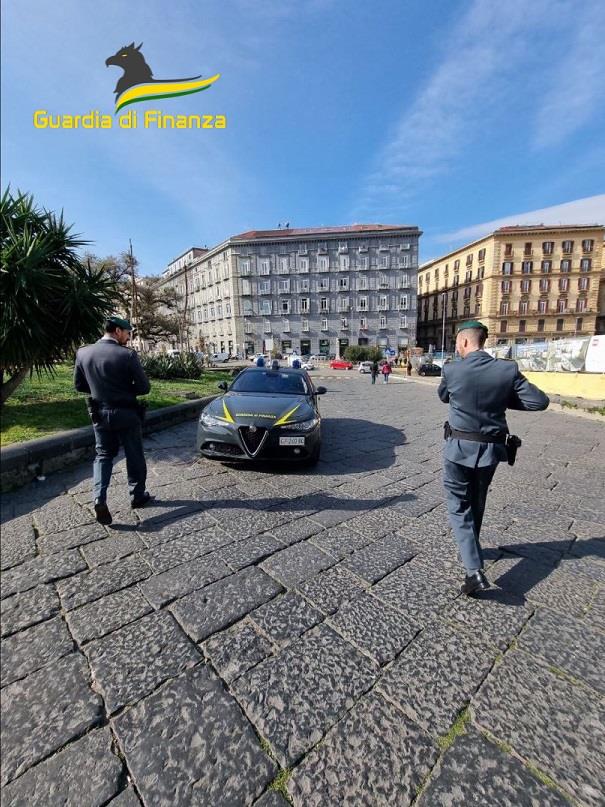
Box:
[344,346,384,363]
[140,352,202,380]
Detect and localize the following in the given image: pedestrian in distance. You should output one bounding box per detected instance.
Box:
[406,359,413,377]
[371,360,379,385]
[74,316,154,526]
[439,320,549,596]
[381,361,392,384]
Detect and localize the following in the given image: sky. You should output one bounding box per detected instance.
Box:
[2,0,605,275]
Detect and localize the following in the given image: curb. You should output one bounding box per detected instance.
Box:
[0,395,217,492]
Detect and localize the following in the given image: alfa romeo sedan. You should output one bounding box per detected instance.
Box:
[197,367,326,465]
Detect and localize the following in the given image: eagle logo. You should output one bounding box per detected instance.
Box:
[105,43,220,114]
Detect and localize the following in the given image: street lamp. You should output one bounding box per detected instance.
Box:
[441,291,447,358]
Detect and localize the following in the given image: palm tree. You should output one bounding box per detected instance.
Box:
[0,188,122,405]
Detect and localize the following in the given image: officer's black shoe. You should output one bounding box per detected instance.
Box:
[461,569,490,596]
[131,492,154,508]
[94,500,112,525]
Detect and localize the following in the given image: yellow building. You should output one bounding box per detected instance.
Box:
[417,224,604,350]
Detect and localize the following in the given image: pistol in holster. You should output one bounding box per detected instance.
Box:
[505,433,522,466]
[443,421,452,440]
[86,396,101,425]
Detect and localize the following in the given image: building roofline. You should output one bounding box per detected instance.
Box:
[230,223,421,242]
[166,246,206,266]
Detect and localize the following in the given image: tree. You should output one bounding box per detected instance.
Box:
[83,250,138,316]
[0,188,122,404]
[134,278,181,347]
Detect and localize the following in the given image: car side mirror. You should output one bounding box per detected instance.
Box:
[315,386,327,395]
[217,381,228,391]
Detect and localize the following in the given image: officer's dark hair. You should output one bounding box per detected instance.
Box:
[105,321,119,334]
[464,327,488,347]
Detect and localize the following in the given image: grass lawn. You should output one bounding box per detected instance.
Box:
[1,364,231,446]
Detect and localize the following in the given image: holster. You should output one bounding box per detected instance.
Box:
[136,401,148,423]
[443,421,452,440]
[505,434,522,466]
[86,396,101,425]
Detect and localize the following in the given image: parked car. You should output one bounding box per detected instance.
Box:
[211,352,230,363]
[330,359,354,370]
[301,359,315,370]
[358,361,373,374]
[418,363,442,376]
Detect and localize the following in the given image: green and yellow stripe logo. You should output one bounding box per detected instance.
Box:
[115,74,221,114]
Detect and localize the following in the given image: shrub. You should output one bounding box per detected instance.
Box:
[140,352,202,380]
[344,346,384,363]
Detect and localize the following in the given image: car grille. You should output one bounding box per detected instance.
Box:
[202,441,244,457]
[238,426,268,456]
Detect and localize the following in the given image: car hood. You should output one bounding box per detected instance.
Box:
[206,393,315,427]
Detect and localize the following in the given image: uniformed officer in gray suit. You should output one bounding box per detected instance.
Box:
[438,320,549,595]
[74,316,153,525]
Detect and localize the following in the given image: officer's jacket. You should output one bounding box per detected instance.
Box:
[438,350,549,467]
[74,338,150,403]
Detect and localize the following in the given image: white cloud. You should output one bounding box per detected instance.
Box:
[435,194,605,244]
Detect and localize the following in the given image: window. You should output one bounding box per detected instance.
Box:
[400,315,408,328]
[537,319,545,332]
[542,241,554,255]
[338,241,348,253]
[576,317,583,331]
[562,240,574,254]
[278,279,290,293]
[399,273,410,288]
[379,315,387,328]
[341,317,348,329]
[338,296,350,312]
[522,261,533,274]
[474,302,481,315]
[317,278,329,291]
[240,259,250,275]
[379,274,389,288]
[300,318,309,332]
[502,261,513,275]
[399,254,410,268]
[242,302,253,316]
[241,279,252,296]
[475,283,483,297]
[504,243,513,257]
[399,294,409,310]
[358,276,369,291]
[519,319,526,333]
[298,278,310,293]
[478,248,486,262]
[539,278,550,293]
[339,277,349,291]
[339,255,350,270]
[259,280,271,294]
[580,258,592,272]
[358,296,368,311]
[379,255,389,269]
[556,318,564,331]
[465,270,472,282]
[578,276,590,291]
[466,254,473,266]
[298,257,309,273]
[576,298,587,313]
[560,259,571,273]
[556,299,566,313]
[500,301,509,315]
[263,319,271,332]
[261,300,272,315]
[500,320,508,333]
[541,260,552,273]
[321,318,328,331]
[559,277,569,292]
[378,295,388,310]
[360,316,367,329]
[318,256,329,272]
[501,280,511,293]
[259,259,271,275]
[454,259,460,270]
[582,239,594,253]
[521,279,531,293]
[519,300,529,315]
[320,297,329,312]
[282,319,290,332]
[538,299,548,313]
[358,256,369,270]
[244,319,253,333]
[300,297,310,313]
[523,242,532,256]
[279,257,289,274]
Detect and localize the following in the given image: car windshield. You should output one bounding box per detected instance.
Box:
[230,370,309,395]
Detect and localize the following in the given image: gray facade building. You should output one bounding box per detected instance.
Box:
[159,224,421,357]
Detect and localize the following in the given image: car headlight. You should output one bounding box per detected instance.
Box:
[282,417,319,432]
[200,411,224,428]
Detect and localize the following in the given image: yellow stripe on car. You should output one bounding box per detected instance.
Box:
[274,404,301,426]
[216,400,235,423]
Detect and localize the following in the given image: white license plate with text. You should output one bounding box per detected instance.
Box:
[279,436,305,446]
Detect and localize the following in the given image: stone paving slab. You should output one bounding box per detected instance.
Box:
[233,623,379,767]
[263,516,324,547]
[260,540,335,587]
[329,592,420,665]
[107,787,142,806]
[253,792,290,807]
[113,665,277,806]
[417,729,572,807]
[57,555,152,611]
[1,549,87,598]
[1,583,60,637]
[139,527,235,572]
[135,511,219,546]
[66,585,153,644]
[445,587,533,651]
[220,533,284,571]
[0,514,36,570]
[33,496,95,534]
[203,619,274,683]
[170,566,283,642]
[378,621,498,737]
[1,653,103,785]
[474,650,605,806]
[81,532,145,567]
[342,532,417,583]
[1,614,73,687]
[2,727,123,807]
[517,607,605,693]
[288,691,439,806]
[139,553,231,608]
[296,564,367,615]
[308,522,373,559]
[84,611,201,714]
[36,522,109,555]
[250,591,323,645]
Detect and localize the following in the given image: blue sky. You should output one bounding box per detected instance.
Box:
[2,0,604,274]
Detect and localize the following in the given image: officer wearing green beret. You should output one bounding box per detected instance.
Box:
[438,320,549,595]
[74,316,153,525]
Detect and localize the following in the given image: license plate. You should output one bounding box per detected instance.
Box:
[279,436,305,446]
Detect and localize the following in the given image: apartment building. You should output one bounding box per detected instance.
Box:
[417,224,604,350]
[158,224,421,357]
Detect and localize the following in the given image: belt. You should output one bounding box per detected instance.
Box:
[446,423,507,444]
[96,399,139,410]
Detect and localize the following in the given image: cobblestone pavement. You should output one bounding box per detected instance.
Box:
[1,373,604,806]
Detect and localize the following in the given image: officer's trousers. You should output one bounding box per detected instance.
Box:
[443,459,497,573]
[93,407,146,503]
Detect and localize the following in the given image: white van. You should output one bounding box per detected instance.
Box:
[211,352,230,363]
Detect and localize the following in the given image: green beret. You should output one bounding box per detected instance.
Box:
[456,319,488,335]
[107,316,132,331]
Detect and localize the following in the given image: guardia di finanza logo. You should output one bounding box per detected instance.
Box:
[106,42,220,113]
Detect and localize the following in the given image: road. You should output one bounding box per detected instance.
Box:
[1,372,604,805]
